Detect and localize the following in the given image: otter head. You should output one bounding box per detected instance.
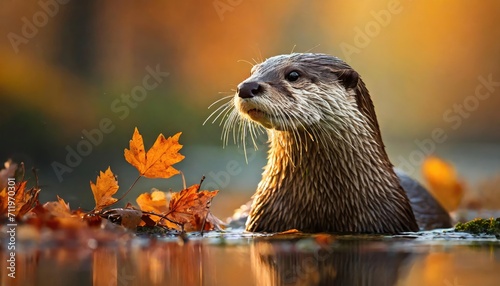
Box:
[234,53,380,137]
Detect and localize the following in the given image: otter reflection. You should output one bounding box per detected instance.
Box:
[251,237,413,286]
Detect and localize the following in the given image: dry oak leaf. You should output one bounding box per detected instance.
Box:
[167,184,218,230]
[124,127,184,179]
[91,167,119,211]
[422,156,464,212]
[0,181,40,219]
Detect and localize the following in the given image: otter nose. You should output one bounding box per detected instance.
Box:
[237,81,262,99]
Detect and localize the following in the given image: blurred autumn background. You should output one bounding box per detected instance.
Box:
[1,0,500,218]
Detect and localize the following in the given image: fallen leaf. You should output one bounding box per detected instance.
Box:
[124,127,184,179]
[90,167,119,211]
[26,197,83,230]
[422,156,464,212]
[136,190,168,215]
[42,196,85,229]
[17,182,40,218]
[43,196,72,218]
[137,190,178,229]
[277,229,302,235]
[167,184,218,231]
[0,181,40,219]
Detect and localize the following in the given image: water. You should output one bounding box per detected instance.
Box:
[2,228,499,286]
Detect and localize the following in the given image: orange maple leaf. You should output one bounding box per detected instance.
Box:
[124,127,184,179]
[90,167,119,211]
[166,184,218,230]
[422,156,464,212]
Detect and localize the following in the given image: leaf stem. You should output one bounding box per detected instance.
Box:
[197,175,206,192]
[115,175,142,204]
[141,210,182,227]
[90,175,142,214]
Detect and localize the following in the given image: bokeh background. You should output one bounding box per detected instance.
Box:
[1,0,500,218]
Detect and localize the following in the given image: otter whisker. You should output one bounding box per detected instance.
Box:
[204,95,234,126]
[237,59,256,68]
[225,110,240,146]
[207,94,234,109]
[238,118,261,163]
[216,101,237,127]
[204,100,233,126]
[221,109,236,146]
[248,120,262,150]
[240,119,248,162]
[304,44,321,53]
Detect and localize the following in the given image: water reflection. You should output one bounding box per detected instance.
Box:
[250,237,412,286]
[1,233,500,286]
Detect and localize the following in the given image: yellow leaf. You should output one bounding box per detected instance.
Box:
[422,156,464,212]
[124,127,184,179]
[90,167,119,211]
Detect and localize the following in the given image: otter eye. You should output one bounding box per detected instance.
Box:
[286,71,300,82]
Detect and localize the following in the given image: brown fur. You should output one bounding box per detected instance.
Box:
[213,53,419,233]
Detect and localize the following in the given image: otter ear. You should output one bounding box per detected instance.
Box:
[337,69,359,89]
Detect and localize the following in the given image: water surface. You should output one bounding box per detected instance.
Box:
[2,229,499,286]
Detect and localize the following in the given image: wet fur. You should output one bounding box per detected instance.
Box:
[207,53,419,233]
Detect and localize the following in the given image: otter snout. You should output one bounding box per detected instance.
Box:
[237,81,263,99]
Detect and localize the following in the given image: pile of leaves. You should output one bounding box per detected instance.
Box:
[0,128,222,238]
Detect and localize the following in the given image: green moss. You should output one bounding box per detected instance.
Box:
[454,218,500,235]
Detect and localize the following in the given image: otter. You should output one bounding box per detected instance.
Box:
[209,53,451,233]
